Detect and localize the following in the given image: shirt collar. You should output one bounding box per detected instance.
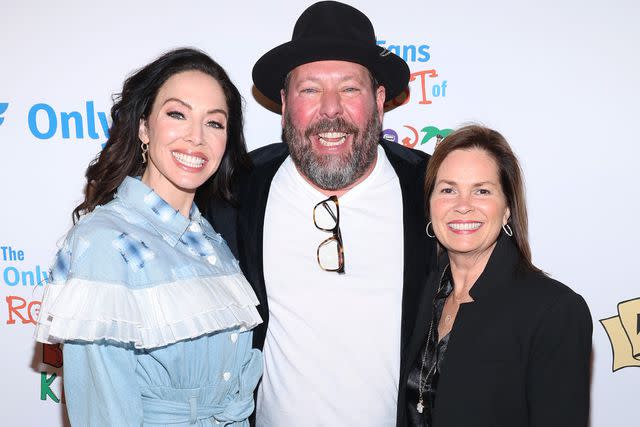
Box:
[114,176,204,247]
[435,264,453,300]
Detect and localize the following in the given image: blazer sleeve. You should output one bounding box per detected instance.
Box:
[526,292,592,427]
[63,341,143,426]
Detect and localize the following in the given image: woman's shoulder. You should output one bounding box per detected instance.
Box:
[67,201,136,251]
[71,202,128,240]
[514,269,579,297]
[510,269,591,324]
[52,200,142,283]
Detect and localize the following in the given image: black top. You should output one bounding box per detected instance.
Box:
[398,233,593,427]
[406,266,452,427]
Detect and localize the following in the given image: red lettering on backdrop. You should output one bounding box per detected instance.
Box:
[6,295,40,324]
[409,69,438,105]
[384,69,439,109]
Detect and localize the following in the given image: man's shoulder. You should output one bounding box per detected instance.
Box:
[249,142,289,167]
[379,140,430,185]
[380,139,430,167]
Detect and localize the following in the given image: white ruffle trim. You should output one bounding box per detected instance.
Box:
[34,273,262,349]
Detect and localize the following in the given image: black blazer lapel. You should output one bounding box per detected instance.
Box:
[238,143,290,349]
[380,140,434,357]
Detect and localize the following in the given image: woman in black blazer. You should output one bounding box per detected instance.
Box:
[400,125,592,427]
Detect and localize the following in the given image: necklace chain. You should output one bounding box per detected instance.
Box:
[416,265,449,414]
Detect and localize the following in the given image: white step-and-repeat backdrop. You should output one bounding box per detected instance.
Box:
[1,1,638,425]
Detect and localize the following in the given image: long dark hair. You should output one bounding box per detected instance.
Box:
[72,47,249,222]
[424,124,540,273]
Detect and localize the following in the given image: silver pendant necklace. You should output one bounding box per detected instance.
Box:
[416,319,436,413]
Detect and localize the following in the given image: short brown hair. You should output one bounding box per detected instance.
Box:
[424,124,540,272]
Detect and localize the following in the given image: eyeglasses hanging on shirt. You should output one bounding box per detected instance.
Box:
[313,195,345,274]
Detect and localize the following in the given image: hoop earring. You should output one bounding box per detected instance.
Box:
[426,221,435,238]
[502,223,513,237]
[141,142,149,164]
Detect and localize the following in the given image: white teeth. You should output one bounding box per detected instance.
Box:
[172,152,205,168]
[318,132,347,147]
[319,137,346,146]
[448,222,482,231]
[319,132,347,139]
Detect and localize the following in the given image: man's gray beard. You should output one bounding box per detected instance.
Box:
[282,111,381,191]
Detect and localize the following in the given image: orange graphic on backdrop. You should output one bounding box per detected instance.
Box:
[5,295,40,324]
[385,69,441,109]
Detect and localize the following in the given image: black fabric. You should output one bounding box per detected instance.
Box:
[252,1,410,104]
[204,139,437,425]
[406,266,452,427]
[398,234,593,427]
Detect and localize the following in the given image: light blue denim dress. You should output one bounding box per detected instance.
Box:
[35,177,263,426]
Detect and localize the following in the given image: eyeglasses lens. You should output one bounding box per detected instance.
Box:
[314,200,338,231]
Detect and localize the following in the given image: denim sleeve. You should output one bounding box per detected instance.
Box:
[63,341,143,426]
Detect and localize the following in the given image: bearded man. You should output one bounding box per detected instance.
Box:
[206,2,436,425]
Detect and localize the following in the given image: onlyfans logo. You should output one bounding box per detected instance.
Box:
[0,103,8,126]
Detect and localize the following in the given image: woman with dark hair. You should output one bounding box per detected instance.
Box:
[35,48,262,426]
[400,125,592,427]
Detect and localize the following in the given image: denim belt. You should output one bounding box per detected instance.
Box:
[141,349,262,425]
[141,388,253,425]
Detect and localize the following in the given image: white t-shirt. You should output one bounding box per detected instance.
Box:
[257,146,404,426]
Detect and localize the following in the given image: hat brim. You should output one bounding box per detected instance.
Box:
[252,37,410,105]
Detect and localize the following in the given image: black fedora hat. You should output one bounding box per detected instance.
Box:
[252,1,410,105]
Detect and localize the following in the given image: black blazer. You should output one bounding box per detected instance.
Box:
[398,234,593,427]
[208,140,436,353]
